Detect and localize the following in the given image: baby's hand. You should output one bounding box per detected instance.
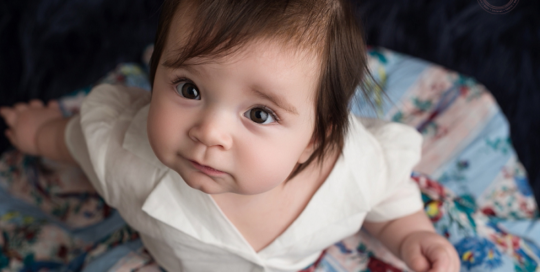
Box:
[400,231,460,272]
[0,100,63,155]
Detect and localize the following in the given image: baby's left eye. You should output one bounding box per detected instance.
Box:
[244,107,276,124]
[175,82,200,100]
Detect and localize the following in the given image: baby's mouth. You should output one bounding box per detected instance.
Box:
[190,160,226,175]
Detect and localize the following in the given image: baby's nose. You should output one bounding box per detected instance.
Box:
[188,113,233,150]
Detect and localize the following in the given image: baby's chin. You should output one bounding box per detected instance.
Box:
[180,171,233,194]
[175,163,288,196]
[189,178,279,197]
[189,183,225,195]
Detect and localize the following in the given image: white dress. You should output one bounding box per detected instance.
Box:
[65,84,424,272]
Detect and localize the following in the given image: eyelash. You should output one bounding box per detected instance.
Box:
[170,76,281,123]
[171,76,189,86]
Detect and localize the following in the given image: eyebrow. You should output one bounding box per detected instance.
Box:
[250,88,298,115]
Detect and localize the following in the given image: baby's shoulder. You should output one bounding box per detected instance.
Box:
[81,84,150,121]
[346,117,424,221]
[355,117,421,145]
[78,83,156,167]
[352,116,422,157]
[68,84,160,208]
[347,116,422,185]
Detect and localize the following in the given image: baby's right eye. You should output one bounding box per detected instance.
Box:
[175,82,200,100]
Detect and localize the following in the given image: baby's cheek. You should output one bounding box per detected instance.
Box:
[147,116,178,164]
[237,147,295,194]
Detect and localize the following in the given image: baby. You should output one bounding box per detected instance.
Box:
[0,0,460,271]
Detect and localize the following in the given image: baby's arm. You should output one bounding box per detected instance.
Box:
[363,210,460,272]
[0,100,75,163]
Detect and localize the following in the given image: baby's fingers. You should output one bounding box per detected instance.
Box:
[0,107,10,116]
[0,107,17,126]
[29,99,44,108]
[402,245,430,272]
[4,129,17,146]
[427,248,457,272]
[14,103,28,112]
[47,100,59,109]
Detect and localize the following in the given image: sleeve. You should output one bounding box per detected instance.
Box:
[65,114,104,197]
[362,119,424,222]
[64,84,148,205]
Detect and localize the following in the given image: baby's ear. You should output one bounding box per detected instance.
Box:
[298,137,317,164]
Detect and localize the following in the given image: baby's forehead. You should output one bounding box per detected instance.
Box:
[161,1,324,68]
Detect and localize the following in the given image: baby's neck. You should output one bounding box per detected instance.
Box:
[210,149,340,252]
[212,149,339,208]
[212,184,284,212]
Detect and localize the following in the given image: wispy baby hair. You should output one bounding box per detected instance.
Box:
[150,0,370,179]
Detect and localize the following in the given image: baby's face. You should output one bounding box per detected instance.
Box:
[147,22,320,196]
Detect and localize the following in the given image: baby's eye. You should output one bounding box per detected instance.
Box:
[176,82,200,100]
[245,107,276,124]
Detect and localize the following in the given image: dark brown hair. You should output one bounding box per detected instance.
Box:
[150,0,370,179]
